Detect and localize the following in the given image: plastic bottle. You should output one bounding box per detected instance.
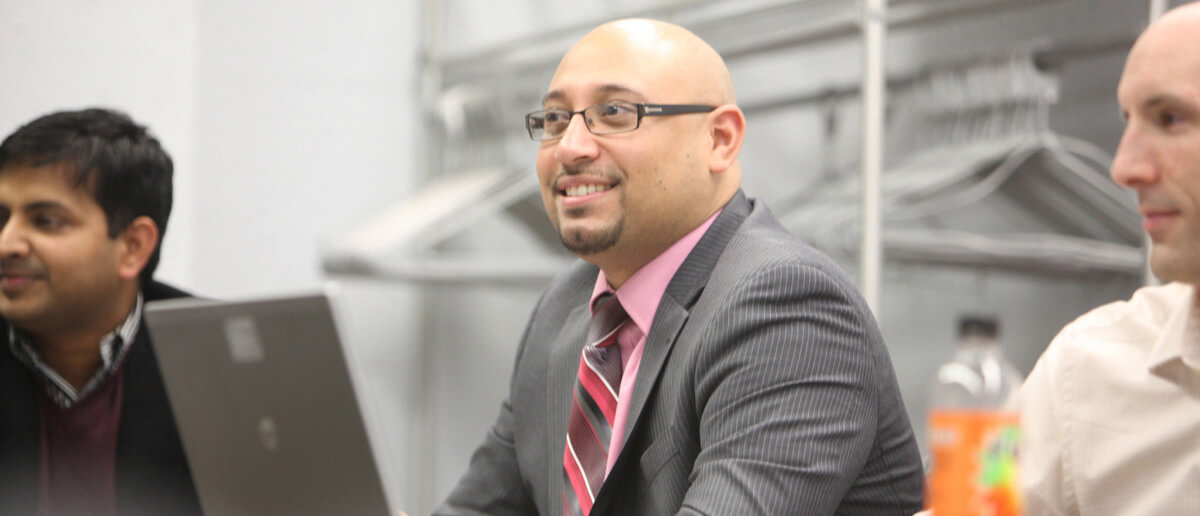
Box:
[926,315,1024,516]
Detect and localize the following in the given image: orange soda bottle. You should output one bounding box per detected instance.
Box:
[927,316,1023,516]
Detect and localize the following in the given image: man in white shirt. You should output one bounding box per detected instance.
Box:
[1020,4,1200,514]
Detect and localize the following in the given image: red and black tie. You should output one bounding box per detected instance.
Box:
[562,294,627,516]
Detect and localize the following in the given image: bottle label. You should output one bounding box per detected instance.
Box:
[927,410,1021,516]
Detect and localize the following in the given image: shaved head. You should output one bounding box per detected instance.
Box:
[535,18,746,286]
[1118,3,1200,120]
[1150,2,1200,33]
[550,19,736,106]
[1122,2,1200,86]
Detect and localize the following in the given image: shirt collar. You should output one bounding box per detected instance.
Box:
[1147,282,1200,376]
[6,293,144,407]
[591,210,722,338]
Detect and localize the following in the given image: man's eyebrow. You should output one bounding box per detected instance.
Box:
[25,200,71,213]
[1142,94,1190,111]
[1118,92,1193,121]
[543,90,566,105]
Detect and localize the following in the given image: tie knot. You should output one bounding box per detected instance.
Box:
[589,293,628,348]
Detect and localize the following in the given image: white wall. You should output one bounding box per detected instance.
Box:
[0,0,198,288]
[0,0,421,299]
[193,0,419,299]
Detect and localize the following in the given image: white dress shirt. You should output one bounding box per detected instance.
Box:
[1020,282,1200,515]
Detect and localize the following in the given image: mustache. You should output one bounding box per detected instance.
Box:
[1135,193,1175,210]
[554,165,620,188]
[0,260,46,276]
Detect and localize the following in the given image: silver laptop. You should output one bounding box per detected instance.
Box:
[145,291,398,516]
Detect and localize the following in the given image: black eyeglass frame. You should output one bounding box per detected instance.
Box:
[525,103,717,141]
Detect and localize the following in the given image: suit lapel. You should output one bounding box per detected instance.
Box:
[618,191,752,446]
[116,321,173,493]
[546,302,591,510]
[619,298,687,444]
[591,193,752,513]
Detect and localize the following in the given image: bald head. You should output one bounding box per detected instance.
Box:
[534,18,746,285]
[1126,3,1200,70]
[1151,2,1200,33]
[548,19,736,106]
[1117,2,1200,128]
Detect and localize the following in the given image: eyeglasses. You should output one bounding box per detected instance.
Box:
[525,102,716,141]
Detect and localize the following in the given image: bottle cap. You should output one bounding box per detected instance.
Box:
[958,315,998,339]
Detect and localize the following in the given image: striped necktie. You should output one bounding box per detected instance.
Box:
[562,293,628,516]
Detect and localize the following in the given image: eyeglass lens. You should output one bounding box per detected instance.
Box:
[530,102,639,140]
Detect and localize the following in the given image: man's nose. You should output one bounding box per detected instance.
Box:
[1111,123,1159,189]
[0,220,30,258]
[553,113,600,166]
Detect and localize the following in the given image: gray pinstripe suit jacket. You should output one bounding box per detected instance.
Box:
[438,191,925,515]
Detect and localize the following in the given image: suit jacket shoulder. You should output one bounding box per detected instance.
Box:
[592,193,922,514]
[0,279,202,516]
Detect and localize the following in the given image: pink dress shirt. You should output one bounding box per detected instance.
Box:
[589,210,721,475]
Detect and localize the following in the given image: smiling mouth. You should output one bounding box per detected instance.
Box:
[1140,210,1179,234]
[1142,209,1178,221]
[0,274,41,291]
[562,184,612,197]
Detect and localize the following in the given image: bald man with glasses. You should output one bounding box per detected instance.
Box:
[437,19,924,516]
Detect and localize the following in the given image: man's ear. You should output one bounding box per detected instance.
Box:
[116,216,159,281]
[708,105,746,174]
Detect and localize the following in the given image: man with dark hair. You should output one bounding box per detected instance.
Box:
[0,108,200,516]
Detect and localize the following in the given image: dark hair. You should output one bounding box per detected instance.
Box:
[0,108,173,282]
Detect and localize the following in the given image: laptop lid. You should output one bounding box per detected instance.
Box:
[145,291,396,516]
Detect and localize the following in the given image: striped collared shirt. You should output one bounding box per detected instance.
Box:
[7,294,144,408]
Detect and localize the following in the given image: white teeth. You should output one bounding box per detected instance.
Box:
[564,184,611,197]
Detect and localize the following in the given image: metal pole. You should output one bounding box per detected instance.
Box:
[414,0,443,512]
[860,0,886,314]
[1149,0,1168,21]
